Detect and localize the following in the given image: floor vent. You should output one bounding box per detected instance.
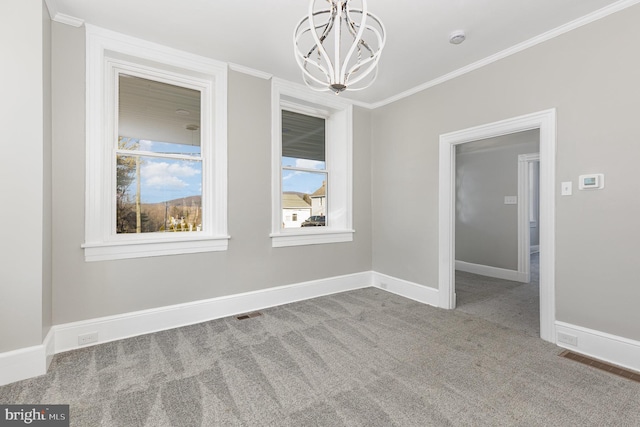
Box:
[236,311,262,320]
[559,350,640,383]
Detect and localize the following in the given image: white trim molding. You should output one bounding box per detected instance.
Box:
[54,271,373,353]
[455,260,527,283]
[52,13,84,27]
[270,78,354,247]
[373,272,439,306]
[372,0,640,109]
[517,152,540,283]
[83,25,229,261]
[0,330,54,387]
[556,321,640,373]
[439,109,556,343]
[1,270,436,385]
[228,63,273,80]
[1,272,374,385]
[270,229,355,248]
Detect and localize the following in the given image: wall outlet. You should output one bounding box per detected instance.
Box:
[557,331,578,346]
[78,331,99,346]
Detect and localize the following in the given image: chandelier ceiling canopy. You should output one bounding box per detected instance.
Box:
[294,0,386,94]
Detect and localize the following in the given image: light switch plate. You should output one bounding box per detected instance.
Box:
[561,181,572,196]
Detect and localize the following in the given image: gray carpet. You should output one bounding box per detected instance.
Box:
[455,253,540,336]
[2,285,639,426]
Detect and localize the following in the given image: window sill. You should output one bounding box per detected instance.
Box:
[82,235,230,261]
[270,229,354,248]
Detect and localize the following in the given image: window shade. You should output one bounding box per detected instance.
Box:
[282,110,325,162]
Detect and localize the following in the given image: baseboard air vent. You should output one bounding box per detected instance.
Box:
[559,350,640,383]
[236,311,263,320]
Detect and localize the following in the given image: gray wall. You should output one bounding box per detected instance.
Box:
[455,131,539,270]
[51,23,372,325]
[372,5,640,341]
[0,0,47,352]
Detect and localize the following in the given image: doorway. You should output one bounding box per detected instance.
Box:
[438,109,556,343]
[453,134,540,335]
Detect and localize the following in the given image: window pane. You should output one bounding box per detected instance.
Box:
[282,110,325,162]
[119,74,201,153]
[282,170,327,229]
[118,137,201,156]
[282,156,325,170]
[116,155,202,234]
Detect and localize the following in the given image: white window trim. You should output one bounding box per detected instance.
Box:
[83,25,228,261]
[270,78,354,247]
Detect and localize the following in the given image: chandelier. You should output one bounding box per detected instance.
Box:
[294,0,386,94]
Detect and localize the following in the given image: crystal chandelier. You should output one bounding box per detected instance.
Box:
[294,0,386,94]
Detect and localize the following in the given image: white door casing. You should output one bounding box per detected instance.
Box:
[518,153,540,284]
[438,109,556,343]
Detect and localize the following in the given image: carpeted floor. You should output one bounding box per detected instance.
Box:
[2,281,639,426]
[455,253,540,336]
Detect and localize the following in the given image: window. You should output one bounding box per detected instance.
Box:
[83,26,228,261]
[271,78,353,247]
[117,75,203,235]
[282,110,327,229]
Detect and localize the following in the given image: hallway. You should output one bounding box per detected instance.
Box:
[455,253,540,336]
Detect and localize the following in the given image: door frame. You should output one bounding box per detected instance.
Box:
[518,152,540,284]
[438,109,556,343]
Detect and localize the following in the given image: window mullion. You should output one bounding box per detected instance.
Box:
[282,166,326,174]
[115,149,203,162]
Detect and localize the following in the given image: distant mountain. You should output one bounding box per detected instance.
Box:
[145,195,202,206]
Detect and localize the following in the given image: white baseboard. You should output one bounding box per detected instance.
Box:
[1,271,374,385]
[53,271,374,354]
[555,321,640,373]
[455,260,528,283]
[14,272,637,387]
[0,329,54,387]
[373,272,439,307]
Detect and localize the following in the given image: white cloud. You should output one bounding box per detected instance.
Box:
[139,139,154,151]
[295,159,325,170]
[282,170,302,181]
[141,161,201,189]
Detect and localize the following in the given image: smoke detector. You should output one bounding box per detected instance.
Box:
[449,30,466,45]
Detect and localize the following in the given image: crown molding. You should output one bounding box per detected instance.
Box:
[228,63,273,80]
[44,0,85,27]
[52,13,84,27]
[42,0,640,109]
[371,0,640,109]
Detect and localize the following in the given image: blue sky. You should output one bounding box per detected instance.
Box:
[121,145,327,203]
[139,158,202,203]
[282,156,326,194]
[122,139,202,204]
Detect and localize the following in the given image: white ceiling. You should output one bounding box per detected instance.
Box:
[50,0,626,106]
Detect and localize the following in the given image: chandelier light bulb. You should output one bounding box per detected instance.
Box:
[294,0,386,94]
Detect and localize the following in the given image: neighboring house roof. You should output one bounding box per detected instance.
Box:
[311,181,326,198]
[282,193,311,209]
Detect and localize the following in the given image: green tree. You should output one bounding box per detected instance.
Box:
[116,137,139,233]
